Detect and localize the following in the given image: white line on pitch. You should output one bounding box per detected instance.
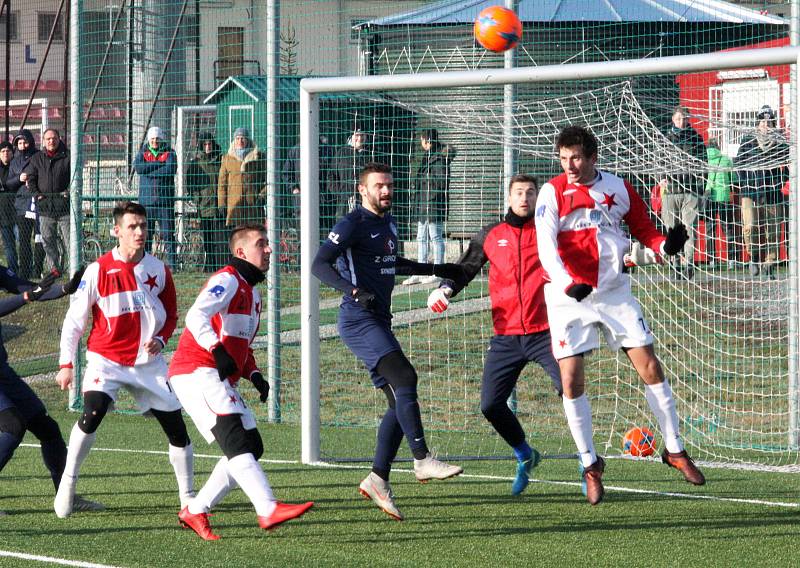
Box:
[0,550,123,568]
[18,444,800,509]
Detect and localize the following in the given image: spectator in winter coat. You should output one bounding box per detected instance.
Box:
[25,129,71,273]
[134,126,177,267]
[403,129,455,286]
[186,132,225,271]
[0,141,17,273]
[330,129,371,218]
[7,130,45,279]
[735,105,789,279]
[218,127,266,228]
[704,139,741,268]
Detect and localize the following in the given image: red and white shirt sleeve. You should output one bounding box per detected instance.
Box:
[59,262,100,368]
[535,182,574,292]
[184,271,240,351]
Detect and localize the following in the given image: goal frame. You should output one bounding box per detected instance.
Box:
[299,45,800,465]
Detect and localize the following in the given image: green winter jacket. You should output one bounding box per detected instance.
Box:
[705,146,737,203]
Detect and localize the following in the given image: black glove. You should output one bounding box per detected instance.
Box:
[566,283,593,302]
[250,372,270,403]
[62,266,86,294]
[212,344,238,381]
[432,263,467,283]
[663,223,689,256]
[27,270,59,301]
[352,288,375,310]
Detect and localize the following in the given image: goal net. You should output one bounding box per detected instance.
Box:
[300,49,800,470]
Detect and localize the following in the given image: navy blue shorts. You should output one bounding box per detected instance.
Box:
[0,363,46,421]
[483,331,562,396]
[338,313,402,388]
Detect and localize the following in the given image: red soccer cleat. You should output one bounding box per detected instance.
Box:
[257,501,314,531]
[179,506,220,541]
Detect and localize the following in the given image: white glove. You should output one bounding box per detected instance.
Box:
[427,287,452,313]
[624,242,664,267]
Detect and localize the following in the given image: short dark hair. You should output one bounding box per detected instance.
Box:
[555,125,598,160]
[112,201,147,225]
[43,128,61,139]
[508,174,538,192]
[420,128,439,143]
[229,223,267,254]
[358,162,392,186]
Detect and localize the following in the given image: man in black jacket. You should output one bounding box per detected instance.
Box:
[0,142,16,273]
[7,130,44,280]
[25,129,70,273]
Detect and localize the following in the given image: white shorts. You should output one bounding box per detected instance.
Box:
[83,353,181,413]
[544,280,653,360]
[169,368,257,444]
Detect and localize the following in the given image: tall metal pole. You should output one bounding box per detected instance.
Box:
[788,0,799,450]
[266,0,282,422]
[68,0,83,410]
[3,0,10,141]
[502,0,519,205]
[299,87,320,464]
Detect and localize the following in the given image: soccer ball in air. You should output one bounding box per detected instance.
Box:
[474,6,523,53]
[622,426,657,457]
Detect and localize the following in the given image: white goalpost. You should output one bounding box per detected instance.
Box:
[300,46,800,467]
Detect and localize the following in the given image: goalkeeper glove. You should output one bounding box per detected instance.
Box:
[250,372,270,403]
[352,288,375,310]
[432,263,466,283]
[565,283,592,302]
[663,223,689,256]
[62,266,86,294]
[427,287,452,313]
[212,344,238,382]
[25,270,59,302]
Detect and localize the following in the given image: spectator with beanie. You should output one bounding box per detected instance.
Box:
[134,126,177,267]
[7,130,44,279]
[25,129,71,274]
[0,141,17,273]
[218,127,266,228]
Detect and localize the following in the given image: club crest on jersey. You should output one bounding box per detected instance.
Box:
[385,238,395,254]
[208,284,225,297]
[536,205,546,218]
[589,209,602,224]
[132,291,146,307]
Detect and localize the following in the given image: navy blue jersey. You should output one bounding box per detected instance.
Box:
[314,205,399,320]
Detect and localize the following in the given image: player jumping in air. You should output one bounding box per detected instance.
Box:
[535,126,705,505]
[170,224,313,540]
[312,162,466,521]
[426,174,562,496]
[54,201,195,518]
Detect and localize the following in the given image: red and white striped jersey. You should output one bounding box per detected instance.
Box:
[168,265,261,385]
[535,171,666,292]
[59,248,177,367]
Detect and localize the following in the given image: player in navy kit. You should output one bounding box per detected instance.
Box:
[312,162,465,521]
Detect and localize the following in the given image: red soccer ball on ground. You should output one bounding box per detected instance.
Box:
[622,426,657,457]
[474,6,523,52]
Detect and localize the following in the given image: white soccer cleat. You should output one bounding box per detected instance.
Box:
[54,477,77,518]
[413,454,463,483]
[402,275,420,286]
[358,472,403,521]
[73,495,105,512]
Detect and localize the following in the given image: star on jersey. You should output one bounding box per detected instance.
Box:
[600,192,616,210]
[144,274,158,291]
[558,339,567,348]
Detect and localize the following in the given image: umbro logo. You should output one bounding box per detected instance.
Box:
[497,239,509,247]
[107,268,121,274]
[370,232,380,239]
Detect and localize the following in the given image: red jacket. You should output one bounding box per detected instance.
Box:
[444,210,549,336]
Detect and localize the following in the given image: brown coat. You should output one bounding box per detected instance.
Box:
[218,143,267,227]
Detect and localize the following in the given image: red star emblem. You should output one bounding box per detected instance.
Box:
[229,395,237,404]
[94,377,102,385]
[601,193,616,210]
[558,339,567,348]
[144,274,158,291]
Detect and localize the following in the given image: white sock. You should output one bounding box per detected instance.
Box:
[62,423,96,483]
[645,381,684,453]
[226,453,276,517]
[562,394,597,468]
[188,457,238,514]
[169,443,195,506]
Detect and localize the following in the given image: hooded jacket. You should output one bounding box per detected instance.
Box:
[8,130,38,217]
[218,141,266,227]
[133,141,177,207]
[0,145,13,227]
[705,146,737,203]
[187,140,222,218]
[411,142,455,224]
[26,139,70,218]
[735,130,789,203]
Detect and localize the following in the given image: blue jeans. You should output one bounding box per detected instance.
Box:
[416,221,444,264]
[40,214,69,273]
[0,225,17,274]
[145,201,175,267]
